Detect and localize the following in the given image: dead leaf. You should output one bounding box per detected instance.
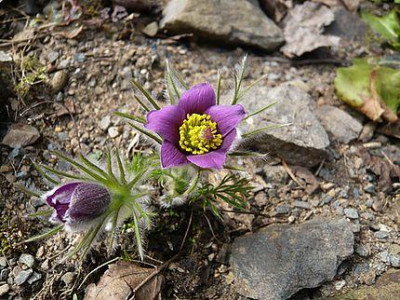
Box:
[361,148,400,192]
[378,121,400,139]
[360,70,398,123]
[56,25,84,39]
[84,261,162,300]
[12,28,35,42]
[281,2,340,58]
[291,166,319,194]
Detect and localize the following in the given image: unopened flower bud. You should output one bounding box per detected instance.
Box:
[42,182,111,232]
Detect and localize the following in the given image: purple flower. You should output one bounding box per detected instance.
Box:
[145,83,245,169]
[43,182,111,231]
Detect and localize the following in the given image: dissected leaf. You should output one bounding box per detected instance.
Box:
[361,10,400,49]
[335,57,400,123]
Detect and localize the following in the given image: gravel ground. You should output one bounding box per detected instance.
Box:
[1,2,399,299]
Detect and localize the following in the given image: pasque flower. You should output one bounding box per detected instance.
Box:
[145,83,245,169]
[42,182,111,232]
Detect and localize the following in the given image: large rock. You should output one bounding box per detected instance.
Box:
[230,218,354,300]
[2,123,40,148]
[315,105,362,144]
[237,82,330,167]
[160,0,284,52]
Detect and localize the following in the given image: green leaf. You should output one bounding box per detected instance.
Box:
[334,58,372,108]
[334,57,400,123]
[361,10,400,49]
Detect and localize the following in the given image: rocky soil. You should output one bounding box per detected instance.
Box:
[0,0,399,300]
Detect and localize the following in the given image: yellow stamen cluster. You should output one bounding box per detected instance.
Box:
[179,113,223,155]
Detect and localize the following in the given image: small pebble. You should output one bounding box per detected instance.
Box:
[19,254,35,268]
[275,204,290,214]
[390,254,400,268]
[344,208,359,219]
[364,184,375,194]
[27,272,42,284]
[14,269,33,285]
[375,230,389,239]
[61,272,75,286]
[100,116,111,131]
[0,257,7,269]
[355,244,369,257]
[0,284,10,297]
[378,250,390,264]
[293,200,310,209]
[372,200,383,212]
[108,126,120,138]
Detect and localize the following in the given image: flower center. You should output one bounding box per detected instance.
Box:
[179,113,223,155]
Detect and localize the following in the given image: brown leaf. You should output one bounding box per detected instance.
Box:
[378,121,400,139]
[84,261,162,300]
[360,70,385,122]
[291,166,319,195]
[361,148,400,192]
[56,25,84,39]
[281,2,340,58]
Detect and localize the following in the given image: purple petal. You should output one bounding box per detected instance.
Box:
[205,104,245,136]
[186,129,238,169]
[178,83,216,114]
[220,128,238,151]
[145,106,185,142]
[43,182,81,221]
[187,151,226,169]
[161,141,189,168]
[67,183,111,224]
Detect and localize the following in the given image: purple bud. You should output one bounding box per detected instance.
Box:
[42,182,111,231]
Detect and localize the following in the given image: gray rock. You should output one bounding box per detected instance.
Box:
[237,82,330,167]
[27,272,42,284]
[0,284,10,297]
[355,244,369,257]
[230,218,354,300]
[47,51,59,64]
[375,231,389,240]
[344,208,359,219]
[14,269,33,285]
[325,7,367,42]
[18,254,35,268]
[275,204,291,215]
[315,105,362,144]
[379,250,391,264]
[2,123,40,148]
[160,0,284,52]
[294,200,310,209]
